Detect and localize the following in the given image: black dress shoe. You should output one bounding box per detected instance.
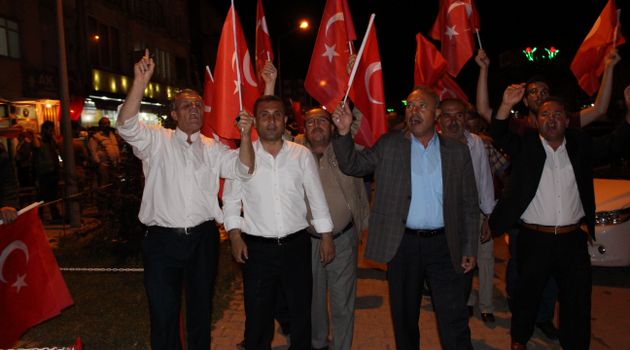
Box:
[481,312,495,323]
[536,321,559,340]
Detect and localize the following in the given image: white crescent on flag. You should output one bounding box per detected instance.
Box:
[325,12,345,37]
[242,50,258,87]
[232,51,258,88]
[364,62,384,104]
[0,240,29,283]
[447,1,473,17]
[257,16,270,35]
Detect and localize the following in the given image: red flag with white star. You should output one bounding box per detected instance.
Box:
[349,19,387,147]
[255,0,274,94]
[0,206,73,348]
[202,66,237,148]
[305,0,353,111]
[570,0,625,96]
[414,33,468,102]
[211,4,260,140]
[430,0,480,76]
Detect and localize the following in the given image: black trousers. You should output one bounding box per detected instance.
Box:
[142,221,219,350]
[241,230,312,350]
[511,228,591,349]
[387,233,472,350]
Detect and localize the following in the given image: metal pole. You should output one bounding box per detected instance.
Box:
[56,0,80,227]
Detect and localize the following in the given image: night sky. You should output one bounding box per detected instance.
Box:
[211,0,630,114]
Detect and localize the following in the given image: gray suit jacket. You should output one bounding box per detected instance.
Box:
[332,130,479,272]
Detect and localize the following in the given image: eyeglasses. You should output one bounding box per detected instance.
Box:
[304,117,331,128]
[526,88,550,97]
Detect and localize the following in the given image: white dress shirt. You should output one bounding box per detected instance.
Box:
[521,137,585,226]
[465,131,496,215]
[117,115,251,228]
[223,140,333,238]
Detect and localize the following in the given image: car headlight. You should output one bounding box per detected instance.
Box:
[595,207,630,225]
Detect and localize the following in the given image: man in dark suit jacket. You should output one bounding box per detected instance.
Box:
[331,86,479,350]
[489,85,630,350]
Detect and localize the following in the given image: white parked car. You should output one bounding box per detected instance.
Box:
[588,178,630,267]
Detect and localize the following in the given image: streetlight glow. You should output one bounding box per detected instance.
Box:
[299,20,310,30]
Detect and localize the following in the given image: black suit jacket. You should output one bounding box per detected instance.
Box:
[488,118,630,239]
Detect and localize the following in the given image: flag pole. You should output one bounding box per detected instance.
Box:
[612,9,621,48]
[206,65,213,82]
[230,0,243,110]
[475,29,483,50]
[342,13,375,106]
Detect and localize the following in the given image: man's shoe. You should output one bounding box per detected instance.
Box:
[511,341,527,350]
[536,321,559,340]
[481,312,495,323]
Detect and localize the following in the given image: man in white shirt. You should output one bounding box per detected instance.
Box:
[490,86,630,350]
[437,99,496,324]
[224,95,334,350]
[116,50,255,350]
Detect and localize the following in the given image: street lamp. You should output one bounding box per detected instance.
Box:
[277,18,311,97]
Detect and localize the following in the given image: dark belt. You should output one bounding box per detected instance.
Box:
[148,220,215,236]
[405,227,445,238]
[311,221,354,240]
[242,230,305,245]
[520,222,580,235]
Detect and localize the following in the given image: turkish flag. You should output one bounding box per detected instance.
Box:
[436,74,468,102]
[430,0,480,76]
[0,208,73,348]
[349,21,387,147]
[211,5,260,140]
[414,33,468,102]
[201,66,238,149]
[570,0,625,96]
[255,0,274,94]
[414,33,448,87]
[305,0,354,111]
[201,66,215,138]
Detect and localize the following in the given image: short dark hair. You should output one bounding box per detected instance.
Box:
[525,75,550,89]
[538,96,569,115]
[254,95,285,115]
[170,88,202,112]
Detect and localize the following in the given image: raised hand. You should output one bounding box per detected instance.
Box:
[332,102,353,136]
[237,110,254,138]
[261,61,278,94]
[133,49,155,88]
[475,48,490,69]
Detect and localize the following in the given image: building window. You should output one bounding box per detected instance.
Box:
[0,17,20,58]
[87,16,120,71]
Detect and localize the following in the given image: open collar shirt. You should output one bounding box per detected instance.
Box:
[223,140,333,238]
[116,114,252,228]
[406,132,444,229]
[520,136,585,226]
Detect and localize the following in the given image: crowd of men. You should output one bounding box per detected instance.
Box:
[2,45,630,350]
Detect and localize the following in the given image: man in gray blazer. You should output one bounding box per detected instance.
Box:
[331,86,479,350]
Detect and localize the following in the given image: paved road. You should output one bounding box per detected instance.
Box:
[211,237,630,349]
